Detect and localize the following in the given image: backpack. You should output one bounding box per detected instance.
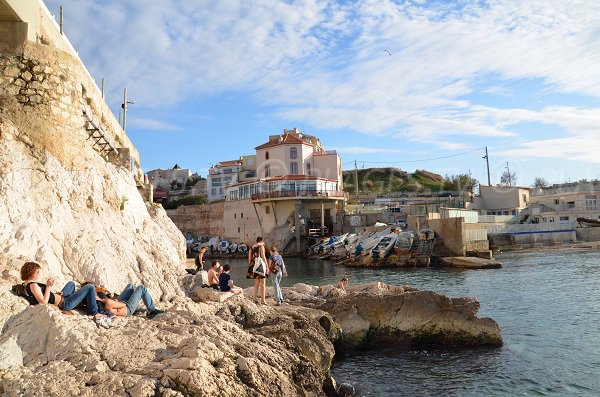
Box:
[11,283,27,298]
[269,256,280,274]
[11,283,38,305]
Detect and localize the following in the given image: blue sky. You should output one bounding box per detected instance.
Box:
[44,0,600,186]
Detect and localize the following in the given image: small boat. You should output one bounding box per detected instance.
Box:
[218,240,230,253]
[354,228,392,257]
[371,233,398,260]
[206,236,220,252]
[395,231,414,253]
[229,243,238,253]
[238,244,248,254]
[576,217,600,227]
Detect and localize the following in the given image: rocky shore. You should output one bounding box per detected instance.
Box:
[1,273,502,397]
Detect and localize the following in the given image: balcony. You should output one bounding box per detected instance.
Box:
[251,190,346,202]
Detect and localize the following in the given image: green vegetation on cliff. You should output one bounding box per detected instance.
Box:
[342,168,476,194]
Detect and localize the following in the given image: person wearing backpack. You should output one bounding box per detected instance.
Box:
[248,236,269,304]
[19,261,99,316]
[268,246,287,306]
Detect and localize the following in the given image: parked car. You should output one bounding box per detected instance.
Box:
[397,220,407,229]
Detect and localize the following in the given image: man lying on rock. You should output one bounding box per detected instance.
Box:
[100,283,165,319]
[20,261,99,315]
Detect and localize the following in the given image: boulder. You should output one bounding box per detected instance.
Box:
[0,298,336,397]
[285,282,502,348]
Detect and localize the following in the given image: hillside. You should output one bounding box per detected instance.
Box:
[342,168,453,194]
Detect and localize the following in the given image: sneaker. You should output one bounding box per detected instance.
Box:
[94,314,112,329]
[146,309,165,319]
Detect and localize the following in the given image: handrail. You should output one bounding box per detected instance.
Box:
[252,190,345,200]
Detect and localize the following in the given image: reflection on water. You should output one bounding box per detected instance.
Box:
[211,250,600,396]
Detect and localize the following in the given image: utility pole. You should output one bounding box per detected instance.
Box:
[354,160,359,203]
[59,6,63,34]
[506,162,512,186]
[121,88,134,131]
[483,147,491,185]
[101,78,104,98]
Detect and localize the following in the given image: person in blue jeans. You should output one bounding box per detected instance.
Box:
[19,261,99,315]
[268,246,287,306]
[101,283,165,319]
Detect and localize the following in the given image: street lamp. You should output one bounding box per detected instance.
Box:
[121,87,134,131]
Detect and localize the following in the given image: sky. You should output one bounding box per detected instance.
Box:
[44,0,600,187]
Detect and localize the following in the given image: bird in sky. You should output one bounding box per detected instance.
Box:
[384,49,391,56]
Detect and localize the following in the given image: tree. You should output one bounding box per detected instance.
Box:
[532,177,549,189]
[444,174,478,192]
[500,170,517,187]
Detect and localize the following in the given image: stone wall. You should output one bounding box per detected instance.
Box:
[167,203,226,238]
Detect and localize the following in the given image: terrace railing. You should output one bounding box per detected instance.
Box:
[252,190,345,201]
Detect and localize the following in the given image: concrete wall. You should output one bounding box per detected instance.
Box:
[576,227,600,242]
[428,217,466,256]
[477,185,529,211]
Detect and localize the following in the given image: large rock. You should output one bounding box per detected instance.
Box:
[285,282,502,348]
[0,297,337,397]
[0,115,185,323]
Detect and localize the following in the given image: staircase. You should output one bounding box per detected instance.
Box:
[82,106,118,159]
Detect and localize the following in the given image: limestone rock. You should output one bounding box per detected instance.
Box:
[286,282,502,348]
[0,298,336,397]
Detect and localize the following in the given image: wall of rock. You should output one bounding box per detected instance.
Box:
[0,41,186,306]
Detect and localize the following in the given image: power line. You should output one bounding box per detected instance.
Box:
[346,147,486,165]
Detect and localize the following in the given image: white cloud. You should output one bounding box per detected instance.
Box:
[127,118,178,131]
[46,0,600,164]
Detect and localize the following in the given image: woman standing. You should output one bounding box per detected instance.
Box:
[248,236,269,304]
[269,246,287,306]
[20,261,99,315]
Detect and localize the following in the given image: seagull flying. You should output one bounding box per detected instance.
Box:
[384,49,391,56]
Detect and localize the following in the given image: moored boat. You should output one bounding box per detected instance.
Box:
[371,233,398,260]
[218,240,230,253]
[229,243,238,253]
[576,217,600,227]
[237,244,248,254]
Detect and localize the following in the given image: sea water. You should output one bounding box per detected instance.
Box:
[220,249,600,396]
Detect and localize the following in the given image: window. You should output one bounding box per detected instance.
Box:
[554,199,560,205]
[567,201,575,209]
[542,217,547,223]
[265,151,269,160]
[560,216,569,223]
[290,147,297,159]
[241,213,244,218]
[266,206,270,214]
[306,163,311,176]
[290,162,298,175]
[265,165,270,177]
[522,194,527,204]
[585,195,597,210]
[211,188,217,195]
[549,217,554,223]
[238,227,240,233]
[234,213,237,219]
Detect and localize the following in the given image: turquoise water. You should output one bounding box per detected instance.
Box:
[220,250,600,396]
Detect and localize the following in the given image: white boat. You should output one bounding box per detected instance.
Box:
[354,227,391,257]
[229,243,238,253]
[395,231,415,252]
[237,244,248,254]
[371,233,398,259]
[324,233,348,253]
[218,240,230,253]
[208,236,220,251]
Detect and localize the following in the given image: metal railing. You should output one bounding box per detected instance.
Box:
[252,190,345,201]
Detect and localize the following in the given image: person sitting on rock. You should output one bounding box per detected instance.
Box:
[218,264,243,295]
[101,283,165,319]
[207,260,221,290]
[19,261,100,316]
[338,277,349,291]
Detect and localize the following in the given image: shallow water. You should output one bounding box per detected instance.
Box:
[209,250,600,396]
